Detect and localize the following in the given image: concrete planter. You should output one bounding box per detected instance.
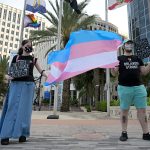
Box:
[110,106,150,119]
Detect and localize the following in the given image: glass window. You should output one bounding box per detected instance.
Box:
[42,22,45,30]
[12,24,15,28]
[0,8,2,18]
[16,32,19,36]
[7,23,10,27]
[5,35,9,39]
[0,47,2,51]
[15,44,18,48]
[13,12,16,22]
[11,37,13,41]
[17,26,20,30]
[11,31,14,34]
[8,11,12,21]
[2,22,5,26]
[0,34,4,38]
[4,48,7,53]
[0,41,3,45]
[1,28,4,32]
[6,29,9,33]
[17,14,21,24]
[3,9,7,19]
[10,43,13,47]
[5,42,8,46]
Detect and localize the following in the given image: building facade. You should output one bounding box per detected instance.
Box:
[128,0,150,61]
[0,3,48,59]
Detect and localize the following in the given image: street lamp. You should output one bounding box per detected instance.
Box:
[47,0,63,119]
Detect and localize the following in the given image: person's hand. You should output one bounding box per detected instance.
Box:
[5,75,14,80]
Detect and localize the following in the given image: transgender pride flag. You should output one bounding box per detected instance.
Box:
[47,30,122,84]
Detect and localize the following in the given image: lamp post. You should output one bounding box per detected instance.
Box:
[105,0,111,116]
[47,0,63,119]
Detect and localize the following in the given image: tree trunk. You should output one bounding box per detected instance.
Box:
[61,79,71,111]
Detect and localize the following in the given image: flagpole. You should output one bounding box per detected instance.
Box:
[20,0,26,46]
[105,0,111,116]
[47,0,63,119]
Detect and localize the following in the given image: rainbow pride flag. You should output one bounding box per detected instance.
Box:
[24,14,41,28]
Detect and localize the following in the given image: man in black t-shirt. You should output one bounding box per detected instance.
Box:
[111,40,150,141]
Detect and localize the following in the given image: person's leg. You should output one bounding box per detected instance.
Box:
[117,85,133,141]
[121,109,129,132]
[119,109,129,141]
[137,108,149,134]
[134,85,150,140]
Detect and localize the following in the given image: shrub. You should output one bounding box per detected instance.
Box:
[110,99,120,106]
[85,105,91,112]
[99,101,107,112]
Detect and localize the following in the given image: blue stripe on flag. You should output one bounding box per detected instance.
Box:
[47,48,70,64]
[65,30,123,48]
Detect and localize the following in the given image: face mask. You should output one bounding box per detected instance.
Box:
[125,44,134,51]
[25,47,33,53]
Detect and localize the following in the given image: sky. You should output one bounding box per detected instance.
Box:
[0,0,129,36]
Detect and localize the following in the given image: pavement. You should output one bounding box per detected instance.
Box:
[1,111,150,150]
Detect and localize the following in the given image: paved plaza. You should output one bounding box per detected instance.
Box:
[0,111,150,150]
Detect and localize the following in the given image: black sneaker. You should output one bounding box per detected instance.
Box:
[143,133,150,140]
[120,131,128,141]
[19,136,26,143]
[1,138,9,145]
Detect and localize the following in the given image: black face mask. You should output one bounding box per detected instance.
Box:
[25,47,33,53]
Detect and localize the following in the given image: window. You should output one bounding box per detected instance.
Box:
[3,9,7,19]
[2,22,5,26]
[4,49,7,53]
[13,12,16,22]
[25,34,28,38]
[11,37,13,41]
[1,28,4,32]
[5,35,9,39]
[10,43,13,47]
[17,14,21,24]
[0,41,3,45]
[17,26,20,30]
[11,30,14,34]
[16,32,19,36]
[15,44,18,48]
[7,23,10,27]
[42,22,45,30]
[6,29,9,33]
[0,47,2,51]
[12,24,15,28]
[0,8,2,18]
[8,11,12,21]
[1,34,4,38]
[5,42,8,46]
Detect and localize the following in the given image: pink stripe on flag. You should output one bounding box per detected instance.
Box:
[53,62,67,72]
[47,73,56,83]
[54,62,118,83]
[70,40,121,59]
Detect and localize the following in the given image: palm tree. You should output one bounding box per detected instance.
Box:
[30,0,97,111]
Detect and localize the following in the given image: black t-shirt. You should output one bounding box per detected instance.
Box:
[118,55,144,86]
[10,55,37,82]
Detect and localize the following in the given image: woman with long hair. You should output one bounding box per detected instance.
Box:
[0,39,47,145]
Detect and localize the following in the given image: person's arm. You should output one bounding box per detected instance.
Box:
[140,63,150,75]
[111,67,119,76]
[34,60,48,79]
